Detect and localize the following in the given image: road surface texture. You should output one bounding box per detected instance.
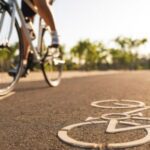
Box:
[0,71,150,150]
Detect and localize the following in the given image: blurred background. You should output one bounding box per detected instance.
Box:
[52,0,150,71]
[11,0,150,71]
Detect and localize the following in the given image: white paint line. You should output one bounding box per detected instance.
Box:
[0,92,15,101]
[58,120,150,149]
[91,99,145,109]
[59,99,150,149]
[125,106,150,115]
[101,113,130,121]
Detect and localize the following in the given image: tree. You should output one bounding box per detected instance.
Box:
[71,39,90,66]
[109,48,137,69]
[113,36,148,69]
[70,39,107,70]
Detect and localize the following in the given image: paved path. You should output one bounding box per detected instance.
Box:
[20,70,119,82]
[0,71,150,150]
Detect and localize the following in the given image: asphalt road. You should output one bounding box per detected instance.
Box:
[1,71,150,150]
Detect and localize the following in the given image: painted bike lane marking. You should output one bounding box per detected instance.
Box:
[58,99,150,150]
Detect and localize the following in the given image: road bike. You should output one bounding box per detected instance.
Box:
[0,0,64,96]
[58,100,150,150]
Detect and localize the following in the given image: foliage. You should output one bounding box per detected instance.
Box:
[64,36,150,70]
[0,43,19,71]
[70,39,108,70]
[1,37,149,71]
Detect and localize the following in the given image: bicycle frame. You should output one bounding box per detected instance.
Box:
[0,0,63,96]
[0,0,45,62]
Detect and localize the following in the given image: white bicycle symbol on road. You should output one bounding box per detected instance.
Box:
[58,99,150,150]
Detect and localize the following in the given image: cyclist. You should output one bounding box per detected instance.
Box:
[9,0,59,77]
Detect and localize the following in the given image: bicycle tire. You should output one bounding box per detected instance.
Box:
[0,4,23,95]
[40,28,63,87]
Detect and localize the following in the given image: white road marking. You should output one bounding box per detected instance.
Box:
[0,92,15,101]
[58,99,150,149]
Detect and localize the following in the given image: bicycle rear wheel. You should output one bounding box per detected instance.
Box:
[40,28,63,87]
[0,3,23,95]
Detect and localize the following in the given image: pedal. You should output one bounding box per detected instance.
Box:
[53,58,65,65]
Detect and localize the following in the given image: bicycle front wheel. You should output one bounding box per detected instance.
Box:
[40,28,63,87]
[0,3,23,95]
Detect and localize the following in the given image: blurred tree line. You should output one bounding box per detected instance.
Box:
[63,36,150,70]
[1,36,149,71]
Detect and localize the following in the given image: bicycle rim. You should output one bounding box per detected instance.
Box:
[40,29,63,87]
[0,5,23,95]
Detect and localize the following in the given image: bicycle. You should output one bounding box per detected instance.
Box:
[58,100,150,149]
[0,0,64,96]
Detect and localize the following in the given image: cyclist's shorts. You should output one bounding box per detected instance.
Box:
[22,0,36,17]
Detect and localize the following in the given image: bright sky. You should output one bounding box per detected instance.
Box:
[53,0,150,55]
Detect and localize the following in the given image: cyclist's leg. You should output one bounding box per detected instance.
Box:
[9,0,35,77]
[33,0,56,31]
[21,0,36,76]
[22,0,35,61]
[33,0,59,46]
